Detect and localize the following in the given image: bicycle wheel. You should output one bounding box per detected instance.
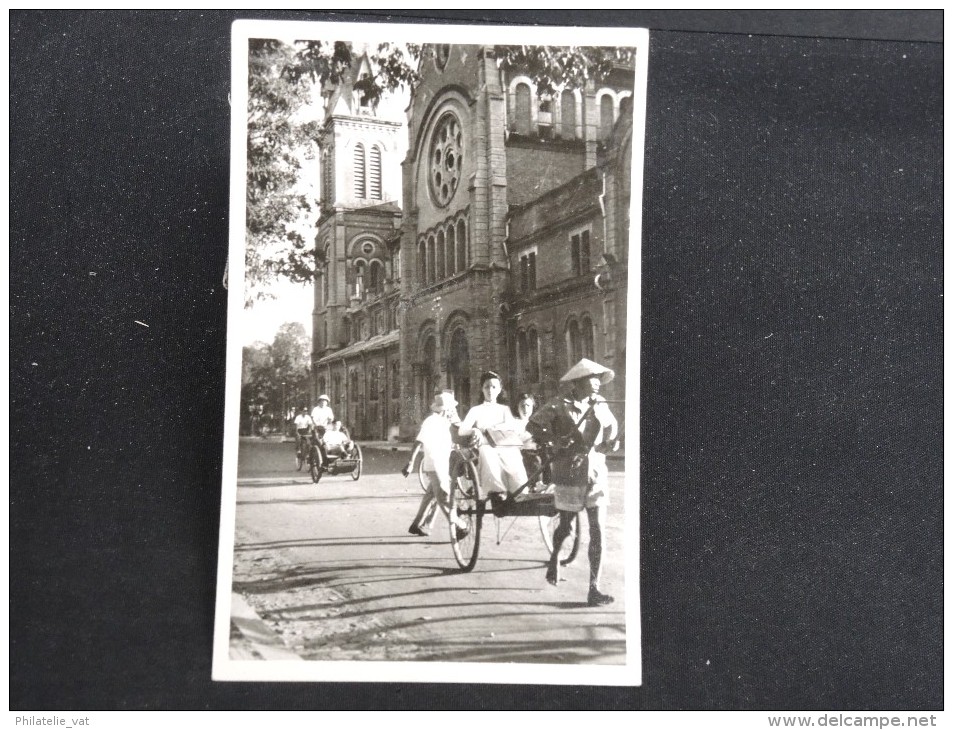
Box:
[350,443,363,481]
[449,459,483,572]
[309,446,323,483]
[295,443,304,471]
[539,511,581,566]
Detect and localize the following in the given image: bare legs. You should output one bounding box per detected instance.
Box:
[546,505,613,606]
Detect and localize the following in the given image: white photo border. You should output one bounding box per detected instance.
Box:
[214,18,649,686]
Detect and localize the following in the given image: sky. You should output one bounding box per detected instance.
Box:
[241,279,314,347]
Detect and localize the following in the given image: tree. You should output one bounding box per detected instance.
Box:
[245,41,633,295]
[239,323,312,429]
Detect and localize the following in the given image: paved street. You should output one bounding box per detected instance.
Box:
[230,437,631,665]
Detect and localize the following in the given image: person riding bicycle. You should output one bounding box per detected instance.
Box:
[293,405,314,452]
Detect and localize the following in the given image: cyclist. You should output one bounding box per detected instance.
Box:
[293,405,315,459]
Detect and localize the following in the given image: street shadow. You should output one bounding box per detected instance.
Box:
[236,494,413,507]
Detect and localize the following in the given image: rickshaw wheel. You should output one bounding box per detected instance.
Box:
[417,457,427,492]
[309,446,323,483]
[350,443,363,481]
[540,511,581,566]
[449,459,482,572]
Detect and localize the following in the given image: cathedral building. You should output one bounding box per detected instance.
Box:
[312,45,634,440]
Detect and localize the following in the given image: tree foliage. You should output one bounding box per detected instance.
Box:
[245,41,633,297]
[240,322,312,423]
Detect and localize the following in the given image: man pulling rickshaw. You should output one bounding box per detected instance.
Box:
[527,358,620,607]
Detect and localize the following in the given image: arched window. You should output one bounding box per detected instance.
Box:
[446,226,456,274]
[599,94,614,141]
[581,315,594,360]
[354,143,366,197]
[566,318,581,367]
[322,265,330,306]
[369,260,383,294]
[514,83,532,136]
[418,239,427,284]
[354,261,365,300]
[342,316,351,345]
[369,145,382,199]
[560,91,576,139]
[436,231,446,280]
[456,219,467,271]
[427,235,436,283]
[527,327,540,383]
[619,95,632,118]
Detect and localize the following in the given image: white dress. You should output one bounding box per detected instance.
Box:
[459,402,528,495]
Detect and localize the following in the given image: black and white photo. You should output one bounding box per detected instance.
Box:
[214,19,648,684]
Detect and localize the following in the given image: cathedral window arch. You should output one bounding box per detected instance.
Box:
[514,82,532,136]
[368,259,384,295]
[427,235,436,283]
[598,91,616,141]
[619,92,633,118]
[353,258,367,300]
[560,90,578,139]
[436,230,446,280]
[417,238,427,285]
[565,317,581,367]
[446,225,456,274]
[456,219,467,271]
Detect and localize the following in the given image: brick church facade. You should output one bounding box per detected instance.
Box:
[312,45,634,440]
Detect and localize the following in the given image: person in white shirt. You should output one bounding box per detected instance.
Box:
[321,420,353,455]
[457,371,529,499]
[310,395,334,431]
[404,391,469,538]
[293,406,314,452]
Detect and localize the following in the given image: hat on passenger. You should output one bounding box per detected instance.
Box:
[559,358,615,385]
[430,391,458,413]
[317,394,330,403]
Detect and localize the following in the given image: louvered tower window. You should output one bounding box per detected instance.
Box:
[369,145,382,199]
[354,143,366,197]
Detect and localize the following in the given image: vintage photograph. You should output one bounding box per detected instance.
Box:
[214,20,648,684]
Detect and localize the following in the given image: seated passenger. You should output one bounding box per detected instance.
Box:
[322,420,353,454]
[457,371,529,499]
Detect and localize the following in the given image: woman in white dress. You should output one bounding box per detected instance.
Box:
[457,371,529,499]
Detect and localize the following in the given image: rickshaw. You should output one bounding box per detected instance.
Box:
[445,442,581,573]
[294,425,363,483]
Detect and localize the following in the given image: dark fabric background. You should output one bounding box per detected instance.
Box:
[9,10,943,710]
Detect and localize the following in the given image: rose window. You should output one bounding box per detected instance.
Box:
[428,112,463,208]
